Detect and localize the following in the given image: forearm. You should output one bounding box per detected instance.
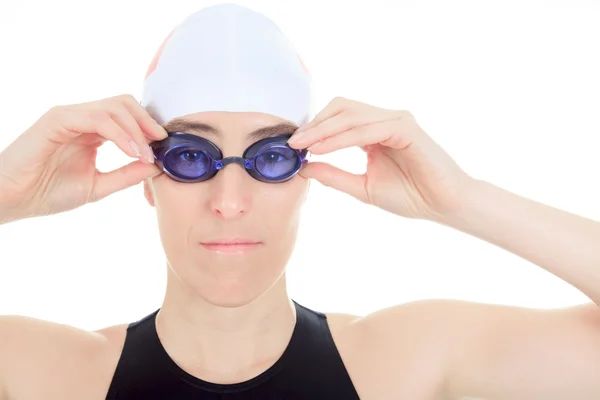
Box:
[440,179,600,306]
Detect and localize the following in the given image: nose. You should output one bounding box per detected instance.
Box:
[209,163,252,219]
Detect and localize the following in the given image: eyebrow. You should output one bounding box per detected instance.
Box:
[163,118,299,142]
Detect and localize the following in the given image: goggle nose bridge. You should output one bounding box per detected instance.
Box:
[216,156,253,170]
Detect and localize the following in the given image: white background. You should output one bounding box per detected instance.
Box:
[0,0,599,331]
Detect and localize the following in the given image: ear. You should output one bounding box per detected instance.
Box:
[143,178,155,207]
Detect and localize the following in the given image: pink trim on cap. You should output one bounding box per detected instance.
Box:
[145,28,175,80]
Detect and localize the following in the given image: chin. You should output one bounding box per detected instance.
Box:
[194,266,286,309]
[165,244,290,308]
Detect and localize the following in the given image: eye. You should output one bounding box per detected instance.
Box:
[164,147,211,178]
[261,151,285,163]
[179,150,203,162]
[254,147,299,179]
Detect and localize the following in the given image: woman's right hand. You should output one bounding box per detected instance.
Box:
[0,94,168,223]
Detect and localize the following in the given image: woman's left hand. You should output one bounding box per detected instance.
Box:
[287,96,478,222]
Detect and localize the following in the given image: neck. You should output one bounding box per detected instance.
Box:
[155,271,296,382]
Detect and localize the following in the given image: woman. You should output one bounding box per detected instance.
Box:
[1,3,599,400]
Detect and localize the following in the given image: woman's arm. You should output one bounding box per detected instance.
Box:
[440,178,600,305]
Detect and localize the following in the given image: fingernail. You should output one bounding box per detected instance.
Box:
[144,143,155,164]
[156,121,168,138]
[129,140,142,157]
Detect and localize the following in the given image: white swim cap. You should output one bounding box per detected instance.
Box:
[141,3,314,127]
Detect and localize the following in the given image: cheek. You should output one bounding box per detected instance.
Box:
[256,178,308,233]
[151,179,200,245]
[153,176,200,207]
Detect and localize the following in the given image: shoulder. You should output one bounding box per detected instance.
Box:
[324,299,469,399]
[325,298,458,356]
[326,299,600,399]
[0,314,128,399]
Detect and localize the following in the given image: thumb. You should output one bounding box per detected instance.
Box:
[299,161,369,204]
[92,160,162,202]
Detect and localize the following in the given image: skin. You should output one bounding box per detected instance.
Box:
[1,96,600,399]
[144,111,310,379]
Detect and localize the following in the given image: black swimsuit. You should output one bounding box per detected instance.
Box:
[105,299,360,399]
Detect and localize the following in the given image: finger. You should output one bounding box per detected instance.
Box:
[110,108,156,164]
[308,119,395,155]
[289,100,393,150]
[359,144,377,153]
[289,111,358,150]
[299,161,370,204]
[118,94,168,163]
[308,119,415,155]
[74,132,107,147]
[92,160,163,202]
[295,96,346,134]
[61,108,144,159]
[119,94,168,142]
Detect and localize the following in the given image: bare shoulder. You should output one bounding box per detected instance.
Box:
[325,300,466,399]
[328,299,600,400]
[0,314,128,399]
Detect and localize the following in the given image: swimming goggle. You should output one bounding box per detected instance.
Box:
[150,132,310,183]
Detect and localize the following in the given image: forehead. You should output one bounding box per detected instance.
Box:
[174,111,292,127]
[163,111,299,143]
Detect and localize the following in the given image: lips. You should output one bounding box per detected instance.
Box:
[200,238,262,254]
[203,238,259,245]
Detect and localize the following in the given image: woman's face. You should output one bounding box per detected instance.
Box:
[144,111,309,307]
